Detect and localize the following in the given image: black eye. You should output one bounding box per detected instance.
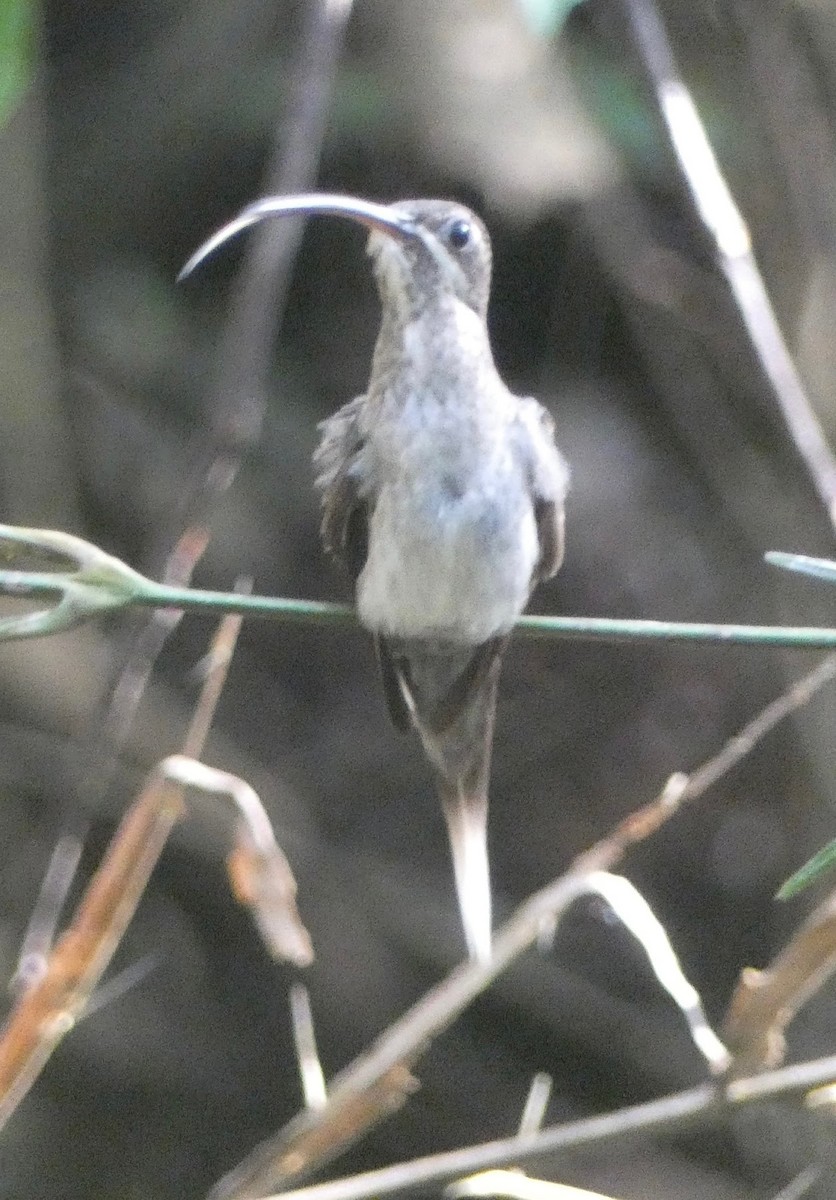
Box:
[447,219,472,250]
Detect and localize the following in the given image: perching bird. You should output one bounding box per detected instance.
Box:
[181,194,569,961]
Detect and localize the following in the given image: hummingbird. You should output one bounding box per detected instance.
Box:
[181,194,569,962]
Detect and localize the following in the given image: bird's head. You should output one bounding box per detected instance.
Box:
[366,200,492,321]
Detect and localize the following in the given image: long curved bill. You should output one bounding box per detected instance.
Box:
[178,193,417,281]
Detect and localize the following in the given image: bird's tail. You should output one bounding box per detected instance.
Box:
[435,774,492,962]
[389,637,505,963]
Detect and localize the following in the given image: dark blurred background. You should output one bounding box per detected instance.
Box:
[1,0,836,1196]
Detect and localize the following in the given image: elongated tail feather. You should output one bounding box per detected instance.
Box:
[437,777,492,962]
[380,635,507,961]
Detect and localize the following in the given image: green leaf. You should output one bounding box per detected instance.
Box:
[0,0,32,127]
[777,838,836,899]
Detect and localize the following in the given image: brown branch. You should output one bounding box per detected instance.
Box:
[723,886,836,1076]
[0,767,187,1130]
[0,602,311,1129]
[209,656,836,1199]
[575,653,836,878]
[253,1053,836,1200]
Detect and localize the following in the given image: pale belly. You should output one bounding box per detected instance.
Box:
[357,472,538,643]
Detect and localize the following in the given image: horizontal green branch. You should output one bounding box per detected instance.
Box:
[1,525,835,649]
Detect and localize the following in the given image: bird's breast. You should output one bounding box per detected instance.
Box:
[357,413,539,643]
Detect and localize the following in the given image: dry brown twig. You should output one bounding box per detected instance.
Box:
[723,885,836,1077]
[254,1052,836,1200]
[207,645,836,1200]
[211,863,728,1199]
[0,607,311,1134]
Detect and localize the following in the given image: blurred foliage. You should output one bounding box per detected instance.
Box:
[0,0,31,126]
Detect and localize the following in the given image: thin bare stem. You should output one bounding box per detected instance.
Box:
[517,1074,553,1139]
[209,651,836,1198]
[257,1054,836,1200]
[290,982,328,1109]
[208,871,713,1200]
[0,600,305,1128]
[83,952,159,1019]
[621,0,836,526]
[11,531,836,648]
[575,654,836,878]
[76,0,353,816]
[209,0,355,403]
[9,834,83,996]
[181,578,249,759]
[587,875,729,1074]
[723,886,836,1076]
[0,767,187,1130]
[164,756,312,967]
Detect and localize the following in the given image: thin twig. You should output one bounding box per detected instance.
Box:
[585,875,729,1074]
[75,0,353,817]
[83,952,159,1019]
[207,870,714,1200]
[575,653,836,878]
[290,982,328,1110]
[9,834,83,996]
[0,602,308,1128]
[620,0,836,526]
[205,0,355,413]
[256,1054,836,1200]
[723,885,836,1076]
[165,755,312,967]
[181,577,249,759]
[209,653,836,1197]
[0,766,188,1130]
[517,1074,553,1140]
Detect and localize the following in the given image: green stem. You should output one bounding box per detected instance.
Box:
[5,571,836,649]
[145,582,836,648]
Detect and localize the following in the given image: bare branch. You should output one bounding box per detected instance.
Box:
[0,766,188,1131]
[254,1054,836,1200]
[576,653,836,880]
[207,870,716,1200]
[517,1074,552,1140]
[723,886,836,1076]
[290,982,328,1110]
[9,834,83,996]
[0,597,309,1128]
[164,755,312,967]
[586,875,729,1074]
[209,647,836,1197]
[621,0,836,526]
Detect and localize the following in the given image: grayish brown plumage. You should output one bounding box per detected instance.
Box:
[182,194,569,961]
